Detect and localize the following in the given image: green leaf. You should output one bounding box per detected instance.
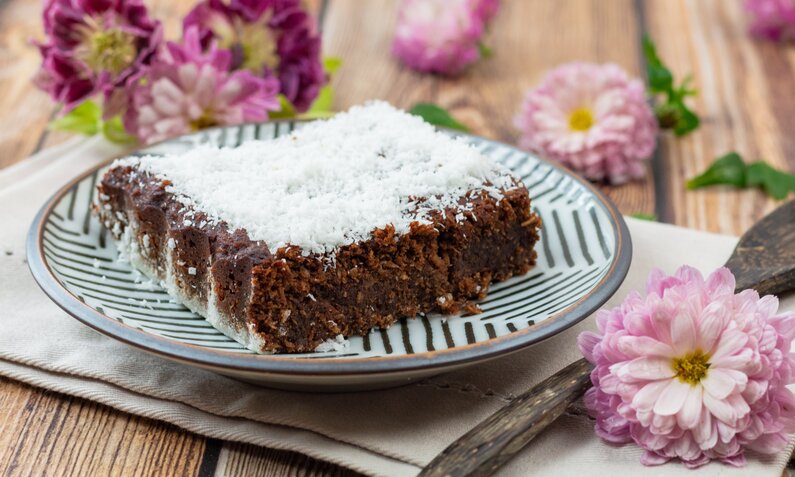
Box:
[408,103,469,132]
[746,161,795,200]
[307,85,334,114]
[269,95,297,119]
[644,35,700,137]
[297,110,336,120]
[477,41,493,59]
[673,102,700,137]
[49,100,102,135]
[686,152,747,189]
[323,56,342,75]
[642,35,673,94]
[101,116,136,145]
[629,213,657,221]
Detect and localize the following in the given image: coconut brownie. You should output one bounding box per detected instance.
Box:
[95,102,541,353]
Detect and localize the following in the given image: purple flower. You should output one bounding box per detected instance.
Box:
[391,0,499,76]
[744,0,795,41]
[514,62,658,184]
[34,0,162,111]
[183,0,324,112]
[123,27,280,145]
[578,266,795,468]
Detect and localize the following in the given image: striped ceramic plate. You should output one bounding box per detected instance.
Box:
[28,122,631,391]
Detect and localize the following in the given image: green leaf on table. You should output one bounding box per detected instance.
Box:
[477,41,493,59]
[672,100,700,137]
[643,35,700,137]
[101,116,137,145]
[686,152,795,200]
[746,161,795,200]
[323,56,343,75]
[408,103,469,132]
[269,94,297,119]
[49,100,101,135]
[307,85,334,114]
[629,213,657,221]
[686,152,747,189]
[642,35,673,94]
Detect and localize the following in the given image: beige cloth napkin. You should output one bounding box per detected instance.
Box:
[1,138,793,477]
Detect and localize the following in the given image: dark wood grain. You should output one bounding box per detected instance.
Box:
[726,200,795,295]
[419,359,593,477]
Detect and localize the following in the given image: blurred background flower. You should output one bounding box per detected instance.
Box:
[392,0,499,76]
[184,0,325,112]
[745,0,795,41]
[33,0,162,112]
[123,27,280,144]
[513,62,658,184]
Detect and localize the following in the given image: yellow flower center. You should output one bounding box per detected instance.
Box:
[83,28,138,75]
[672,350,711,385]
[190,113,218,131]
[568,108,594,132]
[212,14,279,72]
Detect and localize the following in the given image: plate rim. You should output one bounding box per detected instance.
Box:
[26,122,632,377]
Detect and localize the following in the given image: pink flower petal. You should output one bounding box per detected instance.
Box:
[703,391,737,426]
[710,329,749,363]
[653,379,691,416]
[705,267,736,298]
[677,385,703,429]
[640,450,669,466]
[670,310,697,354]
[632,379,671,412]
[693,408,717,449]
[697,301,727,353]
[616,357,676,381]
[702,368,738,400]
[616,335,675,359]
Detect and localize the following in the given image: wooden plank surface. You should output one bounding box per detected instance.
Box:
[0,0,793,476]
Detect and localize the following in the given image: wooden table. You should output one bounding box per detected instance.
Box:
[1,0,793,475]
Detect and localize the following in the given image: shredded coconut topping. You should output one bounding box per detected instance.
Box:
[118,101,516,255]
[315,334,350,353]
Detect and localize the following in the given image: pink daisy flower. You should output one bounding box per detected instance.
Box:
[514,62,658,184]
[391,0,498,76]
[123,27,280,145]
[578,266,795,468]
[745,0,795,41]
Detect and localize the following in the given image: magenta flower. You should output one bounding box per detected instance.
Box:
[392,0,498,76]
[473,0,501,23]
[183,0,324,112]
[513,62,658,184]
[578,266,795,468]
[123,27,280,145]
[744,0,795,41]
[34,0,162,111]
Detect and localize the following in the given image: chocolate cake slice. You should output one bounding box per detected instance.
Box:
[95,101,541,353]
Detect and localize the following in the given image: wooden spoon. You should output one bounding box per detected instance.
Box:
[420,200,795,477]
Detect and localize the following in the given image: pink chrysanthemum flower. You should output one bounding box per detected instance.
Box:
[392,0,498,76]
[745,0,795,41]
[578,266,795,468]
[183,0,324,112]
[33,0,162,111]
[513,62,658,184]
[123,27,280,145]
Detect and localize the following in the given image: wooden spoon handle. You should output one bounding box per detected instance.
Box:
[419,358,594,477]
